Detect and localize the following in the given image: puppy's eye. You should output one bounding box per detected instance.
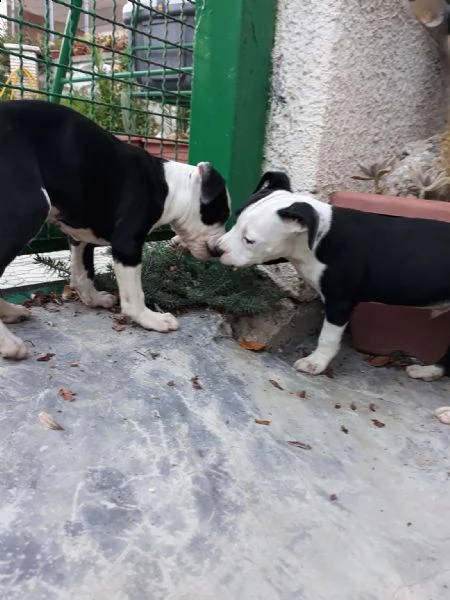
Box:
[244,236,255,245]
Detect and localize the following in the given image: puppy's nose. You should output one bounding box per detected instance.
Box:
[209,244,224,258]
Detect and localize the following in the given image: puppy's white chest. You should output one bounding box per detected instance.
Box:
[292,257,326,298]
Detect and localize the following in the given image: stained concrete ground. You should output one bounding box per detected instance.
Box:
[1,302,450,600]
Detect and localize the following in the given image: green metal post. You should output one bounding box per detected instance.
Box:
[188,0,277,221]
[49,0,83,102]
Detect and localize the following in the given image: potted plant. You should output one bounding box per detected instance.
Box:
[330,155,450,363]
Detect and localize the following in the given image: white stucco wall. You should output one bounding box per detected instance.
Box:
[264,0,448,197]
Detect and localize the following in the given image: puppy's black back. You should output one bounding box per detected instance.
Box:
[318,207,450,307]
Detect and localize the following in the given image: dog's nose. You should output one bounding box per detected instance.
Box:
[209,244,224,258]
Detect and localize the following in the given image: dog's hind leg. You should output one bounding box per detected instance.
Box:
[0,297,30,323]
[406,347,450,381]
[0,183,50,359]
[0,319,28,359]
[69,240,117,308]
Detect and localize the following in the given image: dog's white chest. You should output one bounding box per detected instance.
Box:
[291,257,326,299]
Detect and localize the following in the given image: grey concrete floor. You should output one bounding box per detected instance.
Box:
[1,303,450,600]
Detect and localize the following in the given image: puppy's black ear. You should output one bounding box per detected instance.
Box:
[198,162,226,204]
[277,202,319,250]
[252,171,292,194]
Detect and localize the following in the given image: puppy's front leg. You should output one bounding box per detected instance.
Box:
[113,262,179,333]
[295,301,353,375]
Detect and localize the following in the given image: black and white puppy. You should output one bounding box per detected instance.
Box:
[212,171,450,382]
[0,100,230,359]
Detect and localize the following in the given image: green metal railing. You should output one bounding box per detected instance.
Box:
[0,0,194,253]
[0,0,277,258]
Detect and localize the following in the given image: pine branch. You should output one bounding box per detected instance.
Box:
[35,242,285,316]
[33,254,70,279]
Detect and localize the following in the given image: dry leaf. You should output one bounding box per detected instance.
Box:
[69,361,79,367]
[296,390,306,399]
[269,379,283,390]
[62,285,80,301]
[167,380,175,387]
[350,402,357,411]
[255,419,271,426]
[114,324,125,332]
[114,316,128,325]
[239,339,267,352]
[191,375,203,390]
[369,403,377,412]
[372,419,385,428]
[341,425,349,434]
[370,356,391,368]
[38,411,64,430]
[23,291,62,308]
[36,353,55,362]
[58,388,76,402]
[287,441,312,450]
[434,407,450,425]
[330,494,338,502]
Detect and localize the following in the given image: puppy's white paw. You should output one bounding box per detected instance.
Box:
[294,353,328,375]
[90,291,117,309]
[406,364,444,382]
[171,235,189,252]
[435,406,450,424]
[78,289,117,309]
[136,309,179,332]
[0,303,31,324]
[0,332,28,359]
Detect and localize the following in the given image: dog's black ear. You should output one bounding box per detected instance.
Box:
[252,171,292,194]
[198,162,226,204]
[277,202,319,250]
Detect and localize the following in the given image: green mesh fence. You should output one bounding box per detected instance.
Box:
[0,0,194,253]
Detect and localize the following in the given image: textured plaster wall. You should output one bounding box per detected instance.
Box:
[264,0,448,197]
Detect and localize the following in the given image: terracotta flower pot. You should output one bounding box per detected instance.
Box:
[115,135,188,163]
[330,191,450,363]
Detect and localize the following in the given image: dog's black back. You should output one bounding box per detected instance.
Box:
[318,207,450,308]
[0,100,168,242]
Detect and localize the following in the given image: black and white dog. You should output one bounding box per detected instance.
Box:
[0,100,230,359]
[212,171,450,382]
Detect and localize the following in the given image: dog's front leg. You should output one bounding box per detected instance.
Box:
[113,262,179,333]
[294,300,353,375]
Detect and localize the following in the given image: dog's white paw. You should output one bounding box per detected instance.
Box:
[0,302,31,324]
[136,309,179,332]
[88,291,117,309]
[171,235,189,252]
[294,353,328,375]
[435,406,450,424]
[0,331,28,359]
[406,364,444,382]
[78,289,117,309]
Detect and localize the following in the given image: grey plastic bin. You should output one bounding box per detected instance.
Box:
[122,0,195,95]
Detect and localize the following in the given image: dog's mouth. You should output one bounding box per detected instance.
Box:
[171,237,218,261]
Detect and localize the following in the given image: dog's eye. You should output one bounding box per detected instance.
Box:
[244,236,255,245]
